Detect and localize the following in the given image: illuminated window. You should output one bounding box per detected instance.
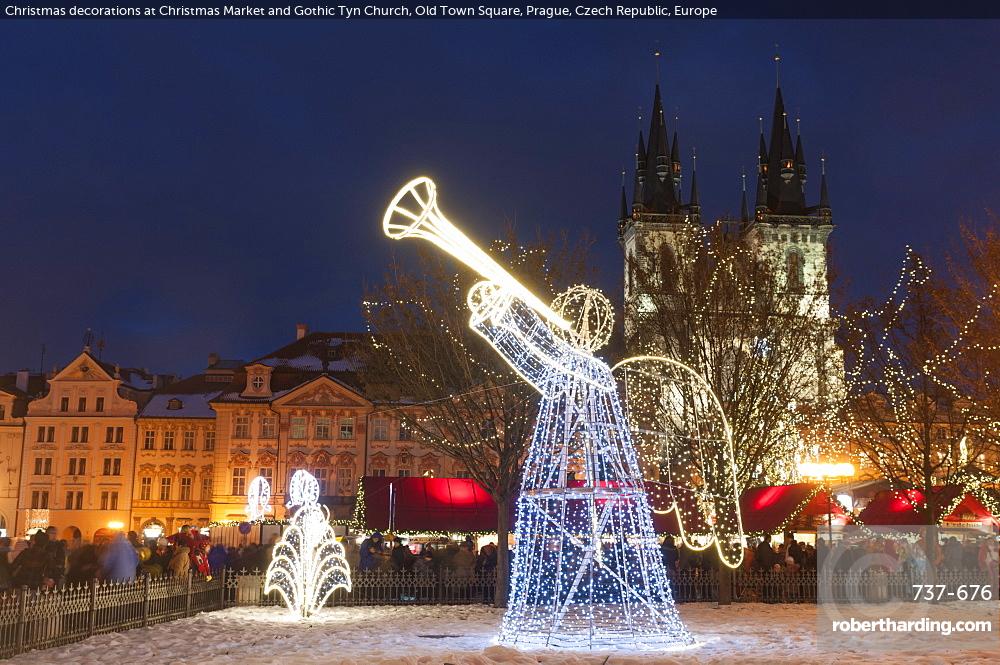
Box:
[336,467,353,494]
[143,431,156,450]
[290,417,307,439]
[140,477,152,501]
[231,468,247,496]
[202,477,212,500]
[313,468,328,495]
[233,416,250,439]
[261,416,277,438]
[372,418,389,441]
[315,417,332,439]
[339,417,354,440]
[183,431,195,451]
[204,430,215,451]
[159,478,172,501]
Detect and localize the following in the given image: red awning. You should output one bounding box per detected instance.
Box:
[857,486,995,527]
[361,476,500,532]
[653,483,846,535]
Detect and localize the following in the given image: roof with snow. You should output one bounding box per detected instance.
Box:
[139,374,222,418]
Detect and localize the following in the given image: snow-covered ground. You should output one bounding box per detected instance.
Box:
[11,603,996,664]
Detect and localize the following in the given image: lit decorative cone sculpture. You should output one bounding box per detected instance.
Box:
[383,177,694,650]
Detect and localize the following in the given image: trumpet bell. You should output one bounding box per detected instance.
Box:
[383,176,438,240]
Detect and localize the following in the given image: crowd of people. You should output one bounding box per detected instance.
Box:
[0,524,282,592]
[355,532,499,578]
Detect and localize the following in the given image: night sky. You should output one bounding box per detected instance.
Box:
[1,19,998,376]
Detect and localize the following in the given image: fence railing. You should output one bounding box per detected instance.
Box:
[4,567,992,658]
[223,568,499,607]
[0,571,225,659]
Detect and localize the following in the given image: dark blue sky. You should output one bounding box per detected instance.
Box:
[1,19,998,376]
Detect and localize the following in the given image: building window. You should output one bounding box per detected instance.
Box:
[69,426,90,444]
[231,468,247,496]
[339,417,354,440]
[78,397,87,412]
[100,491,119,511]
[234,416,250,439]
[34,457,52,475]
[143,430,156,450]
[159,478,172,501]
[786,249,805,293]
[95,397,105,412]
[315,417,332,439]
[372,418,389,441]
[166,398,183,410]
[71,426,81,443]
[45,426,54,442]
[103,457,122,476]
[36,426,45,442]
[290,417,307,439]
[336,467,353,495]
[105,426,122,443]
[31,491,49,509]
[140,477,152,501]
[183,431,195,451]
[251,375,265,390]
[313,468,328,495]
[60,397,69,412]
[397,468,411,478]
[204,430,216,451]
[179,477,193,501]
[372,468,386,478]
[259,467,274,485]
[398,420,413,441]
[261,417,276,438]
[68,457,86,476]
[65,491,83,510]
[202,477,212,500]
[163,431,175,450]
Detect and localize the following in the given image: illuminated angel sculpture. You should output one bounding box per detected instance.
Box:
[265,470,351,618]
[245,475,272,522]
[384,177,693,650]
[613,356,744,568]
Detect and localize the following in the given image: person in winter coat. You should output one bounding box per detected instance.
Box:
[207,544,228,573]
[390,539,415,572]
[11,532,61,589]
[100,533,139,582]
[191,543,210,577]
[67,545,102,585]
[168,546,191,577]
[450,542,476,577]
[0,537,13,591]
[359,532,385,572]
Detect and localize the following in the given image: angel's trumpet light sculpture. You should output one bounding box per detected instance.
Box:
[383,177,694,651]
[264,470,351,618]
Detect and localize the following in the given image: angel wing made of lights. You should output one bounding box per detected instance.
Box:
[245,475,272,521]
[287,469,320,508]
[613,355,745,568]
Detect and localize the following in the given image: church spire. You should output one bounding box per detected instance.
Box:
[620,170,629,222]
[688,147,699,213]
[819,154,831,211]
[795,116,807,187]
[740,169,749,224]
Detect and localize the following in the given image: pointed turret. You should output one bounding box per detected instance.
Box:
[671,129,682,192]
[819,155,831,211]
[620,178,630,222]
[639,84,681,214]
[795,118,807,187]
[688,148,699,214]
[740,170,749,224]
[633,130,646,209]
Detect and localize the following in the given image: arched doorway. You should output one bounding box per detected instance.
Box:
[61,526,82,543]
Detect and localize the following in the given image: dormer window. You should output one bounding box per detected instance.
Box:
[166,398,183,411]
[252,376,265,390]
[241,363,273,398]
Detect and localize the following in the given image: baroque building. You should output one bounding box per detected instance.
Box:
[0,371,45,537]
[17,350,169,542]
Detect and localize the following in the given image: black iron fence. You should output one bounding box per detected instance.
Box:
[223,569,499,607]
[3,567,993,658]
[0,572,225,659]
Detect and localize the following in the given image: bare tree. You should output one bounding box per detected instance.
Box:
[842,249,996,524]
[626,224,838,488]
[361,233,589,607]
